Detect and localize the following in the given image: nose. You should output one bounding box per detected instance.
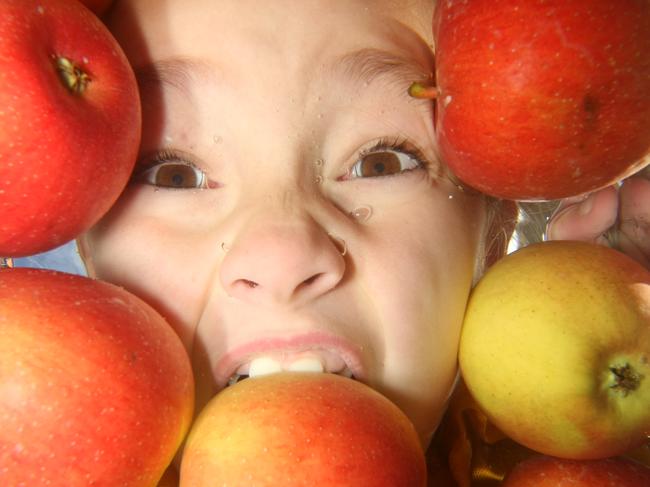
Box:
[219,212,346,306]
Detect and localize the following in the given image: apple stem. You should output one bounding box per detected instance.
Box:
[408,81,439,100]
[609,363,643,397]
[54,56,91,95]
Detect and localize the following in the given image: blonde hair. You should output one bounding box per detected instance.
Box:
[482,197,561,271]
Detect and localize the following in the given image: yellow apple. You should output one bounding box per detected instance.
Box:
[180,372,426,486]
[459,240,650,459]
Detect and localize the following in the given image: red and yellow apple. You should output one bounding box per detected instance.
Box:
[0,0,141,257]
[459,241,650,459]
[502,455,650,486]
[431,0,650,200]
[0,268,194,486]
[180,372,426,487]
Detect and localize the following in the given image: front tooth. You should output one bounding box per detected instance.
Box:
[248,356,283,378]
[287,357,324,373]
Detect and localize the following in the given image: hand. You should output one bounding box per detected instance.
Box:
[545,166,650,269]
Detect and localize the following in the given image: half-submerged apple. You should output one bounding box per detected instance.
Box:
[0,268,194,486]
[431,0,650,200]
[503,455,650,486]
[180,372,427,487]
[459,241,650,459]
[0,0,141,256]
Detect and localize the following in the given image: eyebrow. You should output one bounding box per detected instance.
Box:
[132,48,433,101]
[133,56,215,97]
[332,47,433,93]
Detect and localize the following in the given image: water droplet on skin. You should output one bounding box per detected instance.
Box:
[350,206,372,221]
[314,158,324,167]
[213,135,223,144]
[315,175,324,184]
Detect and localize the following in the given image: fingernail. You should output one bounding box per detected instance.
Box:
[578,195,594,215]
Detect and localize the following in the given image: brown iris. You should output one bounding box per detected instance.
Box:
[357,152,403,177]
[153,164,201,188]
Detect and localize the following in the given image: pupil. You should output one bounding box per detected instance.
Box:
[362,152,400,177]
[172,173,184,186]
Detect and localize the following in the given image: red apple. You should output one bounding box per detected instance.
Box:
[0,0,141,257]
[180,372,427,487]
[0,268,194,486]
[502,455,650,486]
[431,0,650,200]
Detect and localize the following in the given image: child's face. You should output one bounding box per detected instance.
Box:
[82,0,487,445]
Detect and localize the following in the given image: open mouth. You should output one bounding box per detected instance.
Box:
[226,351,356,387]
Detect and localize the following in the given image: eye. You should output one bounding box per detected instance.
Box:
[349,139,427,179]
[141,162,207,188]
[135,150,213,189]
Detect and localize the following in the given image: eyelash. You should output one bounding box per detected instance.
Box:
[134,137,433,189]
[134,149,214,189]
[363,137,425,158]
[351,136,432,178]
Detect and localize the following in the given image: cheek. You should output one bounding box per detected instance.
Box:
[357,190,485,376]
[83,198,221,350]
[365,242,472,367]
[359,213,481,441]
[361,191,484,329]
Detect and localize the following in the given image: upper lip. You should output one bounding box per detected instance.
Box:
[214,330,366,390]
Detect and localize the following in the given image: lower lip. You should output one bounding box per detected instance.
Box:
[215,331,365,388]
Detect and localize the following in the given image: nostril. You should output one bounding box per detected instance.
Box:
[238,279,259,289]
[301,273,322,286]
[292,273,325,296]
[220,225,346,303]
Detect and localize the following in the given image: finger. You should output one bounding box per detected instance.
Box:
[545,186,618,242]
[617,176,650,266]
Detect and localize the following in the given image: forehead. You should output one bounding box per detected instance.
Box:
[106,0,435,67]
